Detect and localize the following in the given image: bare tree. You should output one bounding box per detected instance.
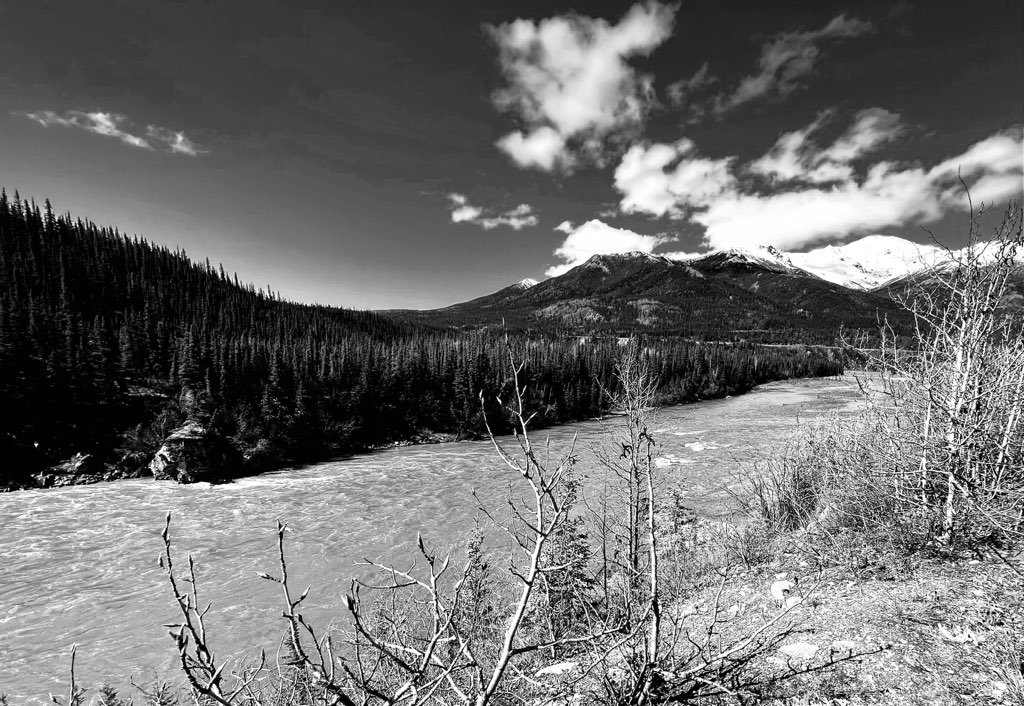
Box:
[597,340,664,703]
[862,201,1023,546]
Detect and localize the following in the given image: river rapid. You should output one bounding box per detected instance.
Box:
[1,376,864,701]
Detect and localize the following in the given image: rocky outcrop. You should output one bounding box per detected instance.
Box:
[150,421,240,483]
[32,453,108,488]
[114,451,152,479]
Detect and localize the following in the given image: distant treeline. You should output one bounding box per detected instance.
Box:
[0,189,844,488]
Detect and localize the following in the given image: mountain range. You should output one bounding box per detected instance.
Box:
[400,234,1014,342]
[693,235,949,290]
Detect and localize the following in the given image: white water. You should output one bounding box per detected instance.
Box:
[0,376,863,701]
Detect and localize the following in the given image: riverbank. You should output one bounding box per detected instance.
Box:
[3,371,846,493]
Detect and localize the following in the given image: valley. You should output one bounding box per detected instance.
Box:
[7,188,1013,494]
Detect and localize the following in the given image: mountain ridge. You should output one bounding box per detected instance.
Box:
[401,243,909,343]
[663,235,948,290]
[419,233,1021,341]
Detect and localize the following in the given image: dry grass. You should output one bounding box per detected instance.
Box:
[656,516,1024,705]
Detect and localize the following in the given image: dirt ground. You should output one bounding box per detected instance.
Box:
[671,536,1024,705]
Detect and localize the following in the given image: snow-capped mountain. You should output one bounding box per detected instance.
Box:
[406,233,1018,338]
[673,235,950,290]
[412,247,901,339]
[788,235,947,290]
[674,245,812,277]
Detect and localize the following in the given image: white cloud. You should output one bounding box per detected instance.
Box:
[26,110,150,149]
[446,193,539,230]
[23,109,205,155]
[488,2,676,171]
[748,109,832,181]
[546,219,675,276]
[693,166,941,250]
[715,14,873,114]
[612,111,1023,251]
[820,107,903,163]
[750,107,902,184]
[615,138,736,217]
[554,220,575,233]
[495,127,569,171]
[929,131,1024,181]
[666,62,716,106]
[447,193,484,223]
[145,126,206,156]
[928,131,1024,208]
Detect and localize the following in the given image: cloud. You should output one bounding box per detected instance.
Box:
[26,110,150,149]
[929,131,1024,181]
[692,166,941,250]
[446,193,539,230]
[23,109,205,155]
[819,107,903,163]
[614,138,737,217]
[495,126,569,171]
[749,107,902,184]
[747,109,833,181]
[714,14,873,114]
[487,2,676,172]
[928,131,1024,208]
[613,111,1023,251]
[546,218,675,276]
[145,126,205,156]
[665,62,716,106]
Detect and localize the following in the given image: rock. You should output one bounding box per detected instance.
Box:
[34,453,106,487]
[779,642,819,662]
[770,579,798,602]
[114,451,151,478]
[53,452,104,476]
[937,624,976,644]
[831,639,859,653]
[150,421,240,483]
[535,661,578,677]
[413,429,459,445]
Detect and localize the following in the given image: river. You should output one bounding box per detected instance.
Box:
[0,375,864,701]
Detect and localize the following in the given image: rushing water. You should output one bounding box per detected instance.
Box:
[1,376,864,701]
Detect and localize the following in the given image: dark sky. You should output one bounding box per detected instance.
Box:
[1,0,1021,308]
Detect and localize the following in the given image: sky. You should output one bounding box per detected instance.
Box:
[0,0,1021,309]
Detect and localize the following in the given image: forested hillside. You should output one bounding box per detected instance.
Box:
[0,190,843,489]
